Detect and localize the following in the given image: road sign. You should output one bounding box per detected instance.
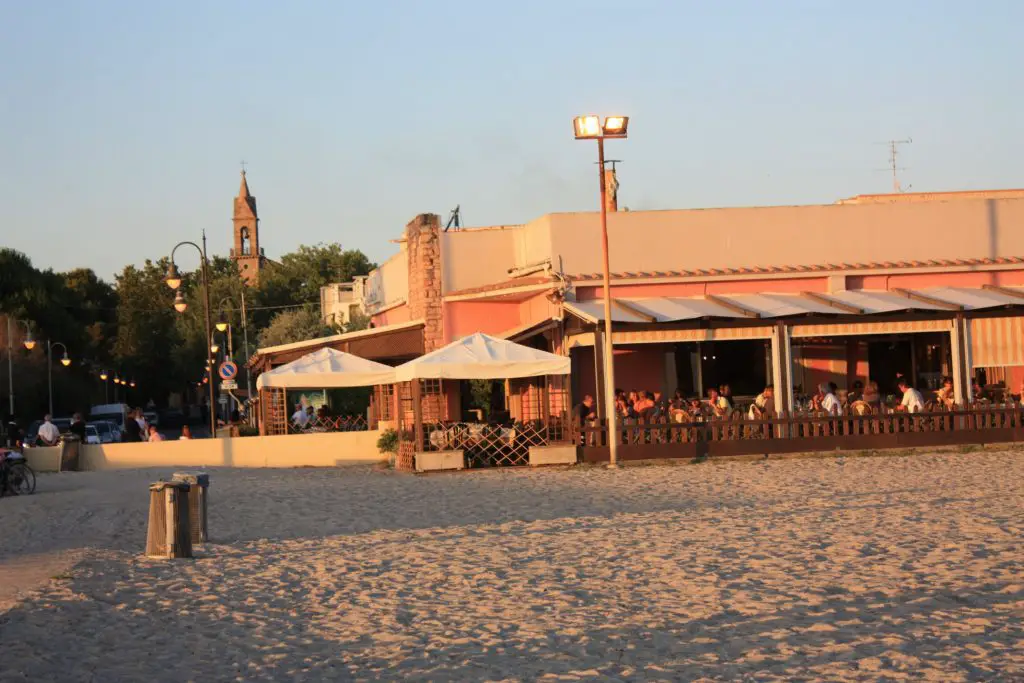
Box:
[220,379,238,391]
[218,360,238,380]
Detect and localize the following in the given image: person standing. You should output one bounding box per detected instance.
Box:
[69,413,87,441]
[123,410,142,442]
[135,409,149,442]
[37,414,61,447]
[4,417,23,450]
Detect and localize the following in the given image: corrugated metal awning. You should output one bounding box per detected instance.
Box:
[564,287,1024,324]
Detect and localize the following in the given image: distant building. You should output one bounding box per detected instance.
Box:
[320,277,368,327]
[230,171,267,285]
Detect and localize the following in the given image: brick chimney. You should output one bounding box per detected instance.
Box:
[603,167,619,213]
[405,213,444,352]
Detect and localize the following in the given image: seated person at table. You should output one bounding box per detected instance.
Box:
[634,392,655,417]
[748,385,775,419]
[846,380,864,405]
[935,376,955,408]
[291,403,308,429]
[897,378,925,413]
[652,391,668,418]
[707,387,732,417]
[574,395,595,425]
[972,380,988,402]
[815,383,843,416]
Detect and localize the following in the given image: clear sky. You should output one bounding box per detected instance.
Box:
[1,0,1021,279]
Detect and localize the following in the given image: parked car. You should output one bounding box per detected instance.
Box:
[89,420,121,444]
[84,425,101,445]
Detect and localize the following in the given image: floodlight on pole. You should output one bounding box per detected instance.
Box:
[572,113,630,469]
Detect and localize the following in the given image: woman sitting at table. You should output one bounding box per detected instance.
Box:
[935,376,955,409]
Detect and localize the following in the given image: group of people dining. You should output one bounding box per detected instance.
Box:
[575,374,1023,427]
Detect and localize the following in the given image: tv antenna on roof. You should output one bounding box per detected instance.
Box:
[445,205,462,232]
[877,138,912,193]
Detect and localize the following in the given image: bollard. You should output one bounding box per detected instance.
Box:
[171,471,209,544]
[145,481,193,559]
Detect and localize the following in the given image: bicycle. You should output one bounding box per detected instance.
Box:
[0,449,36,496]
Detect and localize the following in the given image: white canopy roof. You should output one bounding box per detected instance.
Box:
[256,348,395,389]
[393,332,570,381]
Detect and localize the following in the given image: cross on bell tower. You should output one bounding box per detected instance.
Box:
[232,169,265,285]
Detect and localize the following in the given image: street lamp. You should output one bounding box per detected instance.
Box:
[210,341,220,354]
[167,234,217,437]
[46,341,71,415]
[573,114,630,468]
[173,290,188,313]
[6,317,34,416]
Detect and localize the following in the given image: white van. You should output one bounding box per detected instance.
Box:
[90,403,131,433]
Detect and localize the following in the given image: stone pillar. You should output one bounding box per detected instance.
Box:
[406,214,444,352]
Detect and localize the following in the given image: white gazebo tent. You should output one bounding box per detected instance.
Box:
[392,333,574,471]
[256,348,395,434]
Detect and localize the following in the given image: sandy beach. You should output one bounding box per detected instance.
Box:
[1,451,1022,681]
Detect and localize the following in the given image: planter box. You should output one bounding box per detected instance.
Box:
[415,450,464,472]
[529,445,578,467]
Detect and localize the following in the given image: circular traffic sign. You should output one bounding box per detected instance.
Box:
[218,360,238,380]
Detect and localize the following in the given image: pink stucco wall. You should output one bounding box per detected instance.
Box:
[372,304,412,328]
[442,301,521,343]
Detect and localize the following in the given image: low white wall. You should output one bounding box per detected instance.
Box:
[70,431,384,471]
[24,446,62,473]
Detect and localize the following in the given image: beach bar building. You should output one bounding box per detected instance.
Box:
[249,188,1024,460]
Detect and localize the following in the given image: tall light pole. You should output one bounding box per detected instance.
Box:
[166,232,217,438]
[46,341,71,416]
[573,114,629,468]
[6,317,35,417]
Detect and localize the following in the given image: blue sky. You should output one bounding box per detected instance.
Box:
[1,0,1021,279]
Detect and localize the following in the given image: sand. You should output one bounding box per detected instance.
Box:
[1,452,1022,681]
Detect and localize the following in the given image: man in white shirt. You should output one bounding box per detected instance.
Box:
[898,379,925,413]
[818,383,843,416]
[37,415,61,446]
[291,403,308,429]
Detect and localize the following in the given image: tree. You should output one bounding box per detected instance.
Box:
[258,308,335,348]
[344,311,372,333]
[253,244,374,329]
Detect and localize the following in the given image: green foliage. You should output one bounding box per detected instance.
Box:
[252,244,374,329]
[376,428,399,454]
[1,242,373,420]
[344,311,372,333]
[258,307,335,348]
[468,380,494,418]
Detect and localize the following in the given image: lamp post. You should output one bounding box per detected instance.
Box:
[573,114,629,468]
[6,317,35,416]
[166,232,217,438]
[46,341,71,416]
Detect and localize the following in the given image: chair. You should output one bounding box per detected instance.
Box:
[850,400,873,416]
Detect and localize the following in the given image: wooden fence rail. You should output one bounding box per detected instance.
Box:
[578,406,1024,462]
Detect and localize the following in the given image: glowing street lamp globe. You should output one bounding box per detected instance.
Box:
[165,263,182,290]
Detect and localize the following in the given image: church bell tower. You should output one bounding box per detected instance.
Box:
[231,170,265,285]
